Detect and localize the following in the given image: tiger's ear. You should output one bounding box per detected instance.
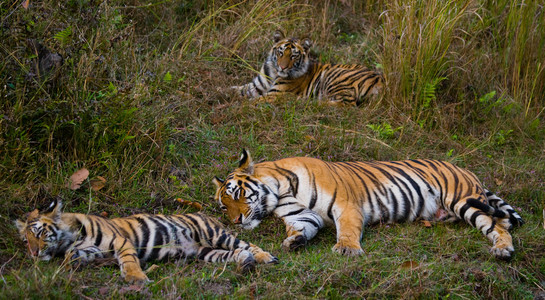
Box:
[14,219,26,233]
[302,38,312,51]
[212,176,224,189]
[237,149,254,174]
[42,199,62,221]
[273,30,285,43]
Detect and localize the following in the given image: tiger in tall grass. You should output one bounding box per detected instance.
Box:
[15,200,278,283]
[213,150,524,260]
[231,31,384,106]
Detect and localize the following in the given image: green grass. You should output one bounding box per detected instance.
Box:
[1,0,545,298]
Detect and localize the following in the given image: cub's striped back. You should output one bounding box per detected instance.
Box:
[15,200,278,283]
[232,31,383,106]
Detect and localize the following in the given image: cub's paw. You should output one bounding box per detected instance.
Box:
[490,245,514,261]
[332,242,363,256]
[124,271,149,284]
[254,251,279,264]
[282,235,307,251]
[237,256,256,274]
[66,250,88,267]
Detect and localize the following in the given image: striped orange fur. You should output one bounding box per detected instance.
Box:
[232,31,383,106]
[15,200,277,283]
[213,150,523,259]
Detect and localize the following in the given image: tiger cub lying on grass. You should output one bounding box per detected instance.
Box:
[232,30,384,106]
[15,200,278,283]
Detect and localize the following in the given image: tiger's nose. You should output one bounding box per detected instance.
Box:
[233,214,243,224]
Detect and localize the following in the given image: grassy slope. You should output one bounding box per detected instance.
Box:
[1,0,544,298]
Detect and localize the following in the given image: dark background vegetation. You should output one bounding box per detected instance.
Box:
[1,0,544,298]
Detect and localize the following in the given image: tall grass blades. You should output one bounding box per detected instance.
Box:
[378,0,473,124]
[501,0,545,117]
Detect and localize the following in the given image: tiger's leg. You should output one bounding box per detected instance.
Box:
[274,202,324,251]
[453,197,515,259]
[326,92,358,106]
[195,246,257,273]
[66,245,106,266]
[231,75,272,99]
[330,203,365,256]
[209,228,278,264]
[65,237,147,282]
[110,237,148,283]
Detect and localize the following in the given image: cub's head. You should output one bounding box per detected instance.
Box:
[269,30,312,79]
[213,150,277,230]
[15,200,64,261]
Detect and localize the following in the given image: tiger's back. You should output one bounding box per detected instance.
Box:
[274,63,383,106]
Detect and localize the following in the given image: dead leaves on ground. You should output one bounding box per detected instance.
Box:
[90,176,107,191]
[67,168,107,191]
[176,198,203,210]
[67,168,90,190]
[421,220,432,228]
[400,260,419,270]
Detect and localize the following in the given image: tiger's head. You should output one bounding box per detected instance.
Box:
[15,200,68,261]
[268,30,312,79]
[213,150,278,230]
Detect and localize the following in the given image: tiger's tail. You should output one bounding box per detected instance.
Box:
[466,190,524,230]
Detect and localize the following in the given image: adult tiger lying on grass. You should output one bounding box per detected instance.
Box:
[232,31,383,106]
[213,150,524,260]
[15,200,278,283]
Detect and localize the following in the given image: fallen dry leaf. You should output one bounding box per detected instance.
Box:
[176,198,203,211]
[100,211,108,218]
[22,0,30,9]
[99,287,109,296]
[90,176,106,191]
[421,220,432,228]
[400,260,419,270]
[67,168,89,190]
[494,178,503,186]
[191,202,203,210]
[120,285,143,294]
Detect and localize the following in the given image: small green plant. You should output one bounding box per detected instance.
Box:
[53,26,72,45]
[163,71,173,83]
[367,123,402,139]
[421,77,447,109]
[494,129,513,146]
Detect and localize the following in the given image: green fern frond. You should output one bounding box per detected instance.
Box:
[422,77,447,108]
[53,26,72,45]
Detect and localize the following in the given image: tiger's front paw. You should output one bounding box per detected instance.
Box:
[282,235,307,251]
[67,250,89,267]
[332,242,363,256]
[124,270,149,284]
[237,255,257,274]
[490,244,514,260]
